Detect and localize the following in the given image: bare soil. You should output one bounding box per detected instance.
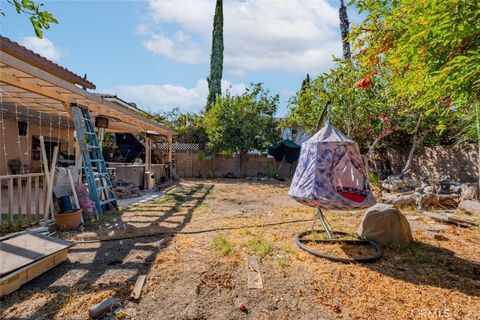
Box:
[1,179,479,320]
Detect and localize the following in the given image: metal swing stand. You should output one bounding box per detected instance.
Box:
[295,208,383,263]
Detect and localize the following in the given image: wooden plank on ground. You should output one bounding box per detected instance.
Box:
[130,275,146,300]
[246,255,263,289]
[88,297,118,318]
[422,211,477,227]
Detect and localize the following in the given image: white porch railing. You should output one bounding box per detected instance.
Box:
[0,173,48,226]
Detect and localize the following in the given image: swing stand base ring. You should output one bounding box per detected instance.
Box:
[295,230,383,263]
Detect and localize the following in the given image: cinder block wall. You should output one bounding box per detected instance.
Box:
[372,144,477,183]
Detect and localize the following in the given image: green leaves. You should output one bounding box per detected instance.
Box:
[207,0,224,108]
[3,0,58,38]
[149,107,206,144]
[204,83,280,166]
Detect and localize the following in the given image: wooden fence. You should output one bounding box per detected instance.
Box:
[175,151,296,178]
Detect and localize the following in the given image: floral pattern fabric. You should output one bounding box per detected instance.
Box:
[289,124,376,210]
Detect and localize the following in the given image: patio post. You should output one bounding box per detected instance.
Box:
[145,135,151,172]
[167,135,173,164]
[167,135,173,178]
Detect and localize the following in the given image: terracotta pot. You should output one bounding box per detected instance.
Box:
[55,209,82,231]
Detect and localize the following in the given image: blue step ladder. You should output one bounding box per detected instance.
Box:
[71,104,117,215]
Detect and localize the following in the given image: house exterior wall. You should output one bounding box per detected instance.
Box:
[0,118,75,176]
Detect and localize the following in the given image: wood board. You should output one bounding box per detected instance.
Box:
[1,232,73,277]
[0,232,73,297]
[422,211,477,227]
[246,255,263,289]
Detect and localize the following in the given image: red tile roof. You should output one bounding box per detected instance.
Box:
[0,35,96,89]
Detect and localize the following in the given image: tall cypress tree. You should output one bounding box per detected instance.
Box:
[300,73,311,95]
[207,0,224,109]
[339,0,351,59]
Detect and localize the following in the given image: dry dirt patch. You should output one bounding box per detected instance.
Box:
[1,179,479,320]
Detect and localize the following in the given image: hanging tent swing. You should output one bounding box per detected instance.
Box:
[289,122,382,263]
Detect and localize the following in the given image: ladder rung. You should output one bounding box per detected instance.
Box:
[81,117,93,122]
[93,172,108,176]
[96,186,114,192]
[100,199,116,206]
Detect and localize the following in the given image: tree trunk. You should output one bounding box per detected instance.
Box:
[398,115,423,178]
[364,134,382,174]
[476,104,480,191]
[207,0,224,109]
[339,0,351,60]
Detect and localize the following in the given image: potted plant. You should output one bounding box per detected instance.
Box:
[55,195,82,230]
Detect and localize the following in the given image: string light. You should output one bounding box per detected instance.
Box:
[67,112,71,161]
[0,88,70,175]
[0,91,8,174]
[15,103,23,169]
[26,100,30,165]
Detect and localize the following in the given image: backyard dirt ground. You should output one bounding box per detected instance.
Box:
[1,179,479,320]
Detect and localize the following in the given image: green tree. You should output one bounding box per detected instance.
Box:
[149,107,206,144]
[349,0,479,179]
[204,84,280,177]
[338,0,351,59]
[1,0,58,38]
[350,0,479,133]
[206,0,224,109]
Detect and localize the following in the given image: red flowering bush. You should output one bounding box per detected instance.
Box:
[356,77,372,88]
[367,113,398,140]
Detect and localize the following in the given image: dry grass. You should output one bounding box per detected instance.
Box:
[2,179,479,320]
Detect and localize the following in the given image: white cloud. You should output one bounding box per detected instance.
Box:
[142,0,342,74]
[114,79,246,113]
[143,31,205,64]
[20,36,61,61]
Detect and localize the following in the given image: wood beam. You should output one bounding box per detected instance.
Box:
[1,51,175,136]
[0,72,70,103]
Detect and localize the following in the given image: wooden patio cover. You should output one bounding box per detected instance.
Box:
[0,36,174,137]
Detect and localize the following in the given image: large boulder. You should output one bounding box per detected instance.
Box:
[357,203,414,247]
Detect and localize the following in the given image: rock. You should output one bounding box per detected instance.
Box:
[416,192,436,210]
[403,178,419,189]
[357,203,414,247]
[381,193,416,207]
[88,298,118,318]
[460,184,479,201]
[458,199,480,215]
[238,303,248,313]
[437,194,460,208]
[381,178,405,192]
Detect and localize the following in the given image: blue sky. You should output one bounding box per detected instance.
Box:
[1,0,357,116]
